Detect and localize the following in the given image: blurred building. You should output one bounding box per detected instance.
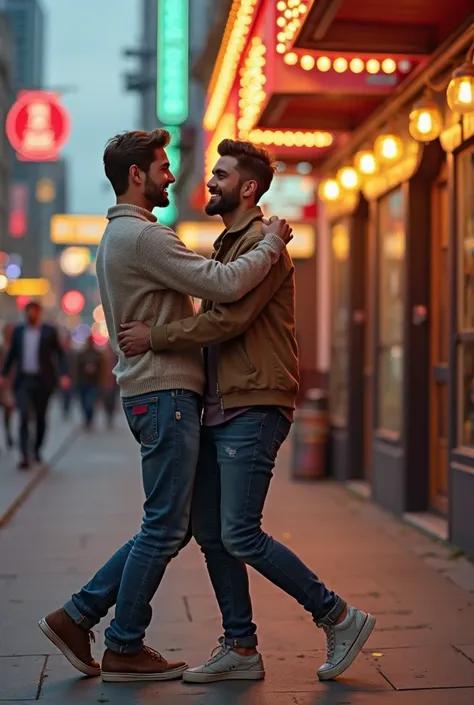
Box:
[3,0,68,319]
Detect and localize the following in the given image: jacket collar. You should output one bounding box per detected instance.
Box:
[106,204,157,223]
[213,207,263,250]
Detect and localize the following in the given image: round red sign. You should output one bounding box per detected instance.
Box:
[5,91,71,162]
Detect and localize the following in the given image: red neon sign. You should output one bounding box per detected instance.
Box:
[6,91,71,162]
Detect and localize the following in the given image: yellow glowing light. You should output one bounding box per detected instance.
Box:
[204,0,258,131]
[381,58,396,74]
[292,7,299,16]
[277,0,286,9]
[354,150,378,175]
[36,178,56,204]
[318,178,340,201]
[366,59,380,74]
[0,274,8,291]
[284,8,292,18]
[333,57,348,73]
[276,43,286,54]
[300,54,315,70]
[447,76,474,114]
[277,16,286,27]
[337,166,360,191]
[408,93,443,142]
[317,56,331,72]
[374,133,404,164]
[277,31,286,42]
[284,52,298,65]
[299,2,307,13]
[59,247,92,277]
[93,304,105,324]
[350,58,364,74]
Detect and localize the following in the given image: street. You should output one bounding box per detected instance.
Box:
[1,413,474,705]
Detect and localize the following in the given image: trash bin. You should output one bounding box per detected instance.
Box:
[291,388,329,480]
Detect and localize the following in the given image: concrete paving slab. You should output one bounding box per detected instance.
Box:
[368,645,474,690]
[0,655,46,701]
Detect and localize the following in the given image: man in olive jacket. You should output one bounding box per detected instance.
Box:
[118,139,375,684]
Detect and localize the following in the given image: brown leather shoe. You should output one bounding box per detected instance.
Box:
[39,608,101,677]
[101,646,188,683]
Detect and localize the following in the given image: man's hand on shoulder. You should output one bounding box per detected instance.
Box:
[118,322,152,357]
[262,216,293,245]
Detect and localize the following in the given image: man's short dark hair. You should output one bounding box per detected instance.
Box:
[103,129,171,196]
[25,301,41,312]
[217,139,276,203]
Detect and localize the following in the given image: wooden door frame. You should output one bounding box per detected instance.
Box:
[429,161,449,515]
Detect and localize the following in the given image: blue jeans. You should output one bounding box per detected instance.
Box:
[193,407,345,648]
[64,390,201,653]
[78,385,98,425]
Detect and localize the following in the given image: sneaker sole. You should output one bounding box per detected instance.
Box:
[317,614,376,681]
[182,669,265,683]
[101,664,188,683]
[38,618,101,678]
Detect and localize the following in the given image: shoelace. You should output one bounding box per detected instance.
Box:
[206,638,231,665]
[143,645,165,662]
[318,624,336,662]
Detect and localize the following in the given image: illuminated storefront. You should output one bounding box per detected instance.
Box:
[202,0,474,554]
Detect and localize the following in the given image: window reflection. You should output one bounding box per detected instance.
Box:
[330,221,349,423]
[377,188,405,434]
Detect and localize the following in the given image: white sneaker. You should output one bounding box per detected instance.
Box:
[317,606,376,681]
[182,638,265,683]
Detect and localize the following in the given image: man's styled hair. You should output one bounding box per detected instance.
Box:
[25,301,42,312]
[103,129,171,196]
[217,139,276,203]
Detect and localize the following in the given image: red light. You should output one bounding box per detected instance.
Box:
[16,295,31,311]
[92,331,108,346]
[9,210,26,238]
[62,290,85,315]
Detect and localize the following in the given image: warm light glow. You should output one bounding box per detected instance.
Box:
[284,52,298,65]
[350,58,364,74]
[354,150,378,175]
[276,43,286,54]
[277,32,286,42]
[238,38,267,138]
[300,54,315,70]
[447,76,474,114]
[204,0,258,131]
[333,57,348,73]
[277,16,286,27]
[366,59,380,74]
[249,129,332,148]
[7,278,50,297]
[381,58,396,74]
[93,304,105,324]
[59,247,91,277]
[317,56,331,72]
[337,166,360,191]
[206,113,236,184]
[299,3,307,13]
[374,133,404,163]
[0,274,8,291]
[277,0,286,9]
[62,290,85,316]
[409,94,443,142]
[318,178,340,202]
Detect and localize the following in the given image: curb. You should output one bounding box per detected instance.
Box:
[0,425,80,529]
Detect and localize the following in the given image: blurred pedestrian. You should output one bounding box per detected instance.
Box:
[0,323,14,450]
[100,342,118,428]
[0,301,70,469]
[60,331,76,420]
[76,335,102,429]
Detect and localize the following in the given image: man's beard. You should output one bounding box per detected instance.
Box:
[144,174,169,208]
[205,185,241,216]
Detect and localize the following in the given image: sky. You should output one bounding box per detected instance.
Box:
[42,0,140,214]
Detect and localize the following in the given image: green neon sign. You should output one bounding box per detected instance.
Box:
[157,0,189,125]
[154,125,180,227]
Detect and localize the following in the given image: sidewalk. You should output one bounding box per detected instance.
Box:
[0,398,80,527]
[0,416,474,704]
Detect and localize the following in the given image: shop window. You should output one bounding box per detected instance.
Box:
[458,147,474,447]
[377,188,405,434]
[330,220,350,423]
